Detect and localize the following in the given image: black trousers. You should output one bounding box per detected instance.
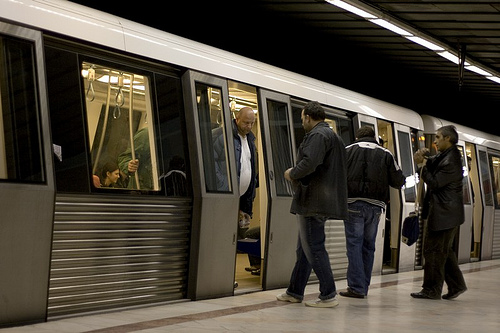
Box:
[422,226,467,297]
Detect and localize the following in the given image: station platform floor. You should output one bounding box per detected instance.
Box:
[4,259,500,333]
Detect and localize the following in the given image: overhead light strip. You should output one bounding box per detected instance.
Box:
[325,0,500,84]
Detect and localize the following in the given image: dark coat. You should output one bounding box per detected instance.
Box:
[289,122,348,219]
[345,137,405,203]
[421,146,464,231]
[213,120,257,216]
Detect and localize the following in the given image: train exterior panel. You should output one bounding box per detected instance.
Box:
[0,0,499,327]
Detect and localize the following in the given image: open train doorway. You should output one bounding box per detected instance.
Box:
[377,120,400,274]
[228,81,267,294]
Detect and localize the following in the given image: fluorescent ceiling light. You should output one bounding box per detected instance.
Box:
[487,76,500,84]
[370,19,413,36]
[466,65,493,77]
[405,36,444,51]
[326,0,376,19]
[437,51,471,66]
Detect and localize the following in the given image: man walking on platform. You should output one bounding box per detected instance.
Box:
[276,101,347,308]
[340,126,405,298]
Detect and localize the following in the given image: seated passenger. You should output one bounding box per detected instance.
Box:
[99,161,121,188]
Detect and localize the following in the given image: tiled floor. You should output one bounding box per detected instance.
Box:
[3,260,500,333]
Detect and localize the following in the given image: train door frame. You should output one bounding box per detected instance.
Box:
[0,22,55,325]
[182,70,240,300]
[456,140,474,263]
[476,145,495,260]
[258,89,298,290]
[392,124,418,272]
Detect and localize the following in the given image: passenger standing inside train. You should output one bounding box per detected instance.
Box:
[277,101,347,308]
[233,107,258,238]
[411,125,467,300]
[340,126,405,299]
[214,107,259,270]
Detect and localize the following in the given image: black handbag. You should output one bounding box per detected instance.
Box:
[402,169,423,246]
[402,211,419,246]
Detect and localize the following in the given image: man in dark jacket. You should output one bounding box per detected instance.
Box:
[411,125,467,300]
[340,126,405,298]
[276,101,347,308]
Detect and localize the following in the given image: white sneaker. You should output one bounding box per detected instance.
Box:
[305,296,339,308]
[276,293,302,303]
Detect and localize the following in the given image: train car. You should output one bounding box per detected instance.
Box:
[0,0,456,326]
[421,115,500,265]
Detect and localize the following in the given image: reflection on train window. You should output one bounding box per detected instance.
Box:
[196,82,232,193]
[292,105,353,151]
[0,35,44,183]
[489,155,500,208]
[82,62,159,191]
[268,100,294,196]
[397,131,416,202]
[457,146,471,205]
[479,151,494,206]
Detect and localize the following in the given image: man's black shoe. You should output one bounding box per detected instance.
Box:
[339,288,365,299]
[410,291,440,300]
[442,288,467,300]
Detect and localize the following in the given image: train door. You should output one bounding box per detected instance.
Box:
[392,124,418,272]
[0,23,55,325]
[476,146,495,260]
[456,141,474,263]
[487,150,500,259]
[182,71,240,299]
[258,90,297,289]
[465,143,482,261]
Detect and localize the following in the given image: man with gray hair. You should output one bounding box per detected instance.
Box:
[411,125,467,300]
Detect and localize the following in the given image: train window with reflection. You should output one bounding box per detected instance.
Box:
[397,130,416,202]
[81,62,159,191]
[489,155,500,208]
[195,82,232,193]
[292,104,353,151]
[457,146,471,205]
[0,35,45,183]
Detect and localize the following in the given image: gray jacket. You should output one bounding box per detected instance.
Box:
[289,122,348,219]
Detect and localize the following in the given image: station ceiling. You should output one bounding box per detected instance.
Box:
[72,1,500,135]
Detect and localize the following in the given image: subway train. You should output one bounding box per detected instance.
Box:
[1,0,500,327]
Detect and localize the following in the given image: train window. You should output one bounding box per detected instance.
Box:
[195,82,232,193]
[0,35,44,183]
[489,155,500,208]
[292,103,353,150]
[82,62,159,191]
[457,146,471,205]
[479,151,494,206]
[268,99,294,196]
[397,130,416,202]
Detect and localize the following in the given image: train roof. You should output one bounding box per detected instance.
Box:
[1,0,423,130]
[422,115,500,151]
